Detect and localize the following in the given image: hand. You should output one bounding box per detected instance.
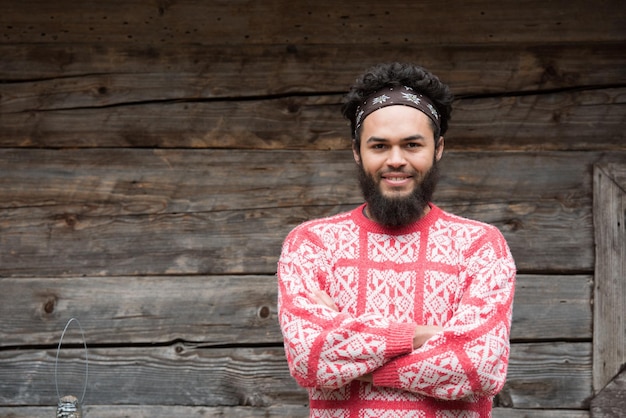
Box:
[307,290,339,312]
[356,373,373,383]
[412,325,443,349]
[308,290,442,349]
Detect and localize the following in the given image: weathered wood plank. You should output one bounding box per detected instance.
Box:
[0,148,358,214]
[1,43,623,97]
[0,406,591,418]
[448,87,626,152]
[1,88,624,150]
[0,276,280,346]
[0,343,593,409]
[2,150,624,276]
[593,164,626,392]
[0,346,307,407]
[0,206,292,276]
[0,149,613,211]
[493,410,589,418]
[511,275,592,341]
[498,343,593,409]
[1,0,623,45]
[0,405,313,418]
[0,275,591,346]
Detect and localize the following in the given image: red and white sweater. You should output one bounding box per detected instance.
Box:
[277,204,516,417]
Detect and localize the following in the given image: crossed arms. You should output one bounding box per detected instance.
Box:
[277,225,516,400]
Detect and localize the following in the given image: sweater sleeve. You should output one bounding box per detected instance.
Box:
[277,225,416,390]
[371,227,516,400]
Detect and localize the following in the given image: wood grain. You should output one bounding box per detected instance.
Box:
[499,342,592,409]
[0,343,592,409]
[3,149,624,276]
[591,370,626,417]
[1,88,624,150]
[0,274,591,346]
[3,148,607,213]
[1,0,623,414]
[0,406,592,418]
[593,164,626,392]
[1,1,623,45]
[2,42,623,96]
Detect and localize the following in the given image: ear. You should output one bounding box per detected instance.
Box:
[435,136,445,161]
[352,140,361,165]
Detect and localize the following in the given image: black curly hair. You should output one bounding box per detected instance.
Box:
[342,62,454,149]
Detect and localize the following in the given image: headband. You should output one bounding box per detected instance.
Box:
[354,85,440,137]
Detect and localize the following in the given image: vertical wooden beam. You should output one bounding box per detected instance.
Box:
[592,163,626,393]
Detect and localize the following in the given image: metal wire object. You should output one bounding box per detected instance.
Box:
[55,318,88,418]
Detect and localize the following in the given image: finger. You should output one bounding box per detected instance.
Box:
[306,292,323,305]
[313,290,339,311]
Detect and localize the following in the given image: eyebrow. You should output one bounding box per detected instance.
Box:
[365,134,427,143]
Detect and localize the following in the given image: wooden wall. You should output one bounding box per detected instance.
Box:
[1,1,624,416]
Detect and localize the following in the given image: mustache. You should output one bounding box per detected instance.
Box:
[379,168,416,175]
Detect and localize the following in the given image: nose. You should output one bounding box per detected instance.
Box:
[387,146,407,168]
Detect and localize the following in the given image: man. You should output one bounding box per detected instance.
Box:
[277,62,516,417]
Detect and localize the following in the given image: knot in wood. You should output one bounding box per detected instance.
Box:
[504,218,523,232]
[257,306,271,319]
[44,296,57,314]
[60,213,78,228]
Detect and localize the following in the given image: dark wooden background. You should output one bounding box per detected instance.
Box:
[1,1,624,416]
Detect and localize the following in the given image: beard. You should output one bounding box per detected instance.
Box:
[357,159,439,228]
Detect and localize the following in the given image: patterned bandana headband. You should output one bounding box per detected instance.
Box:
[354,85,440,137]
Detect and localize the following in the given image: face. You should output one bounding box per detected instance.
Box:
[353,105,444,227]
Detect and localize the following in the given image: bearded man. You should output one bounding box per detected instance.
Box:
[277,62,516,417]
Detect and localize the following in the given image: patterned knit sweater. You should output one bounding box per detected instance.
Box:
[277,204,516,417]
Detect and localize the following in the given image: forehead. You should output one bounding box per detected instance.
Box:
[361,105,436,139]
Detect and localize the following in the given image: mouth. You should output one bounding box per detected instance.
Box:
[381,173,413,187]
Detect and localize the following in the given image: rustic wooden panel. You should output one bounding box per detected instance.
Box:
[0,275,591,346]
[3,149,624,276]
[1,0,623,45]
[1,42,623,98]
[0,343,593,409]
[0,0,622,416]
[1,88,624,150]
[0,406,591,418]
[593,163,626,392]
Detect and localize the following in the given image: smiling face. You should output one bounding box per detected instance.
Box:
[353,105,444,226]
